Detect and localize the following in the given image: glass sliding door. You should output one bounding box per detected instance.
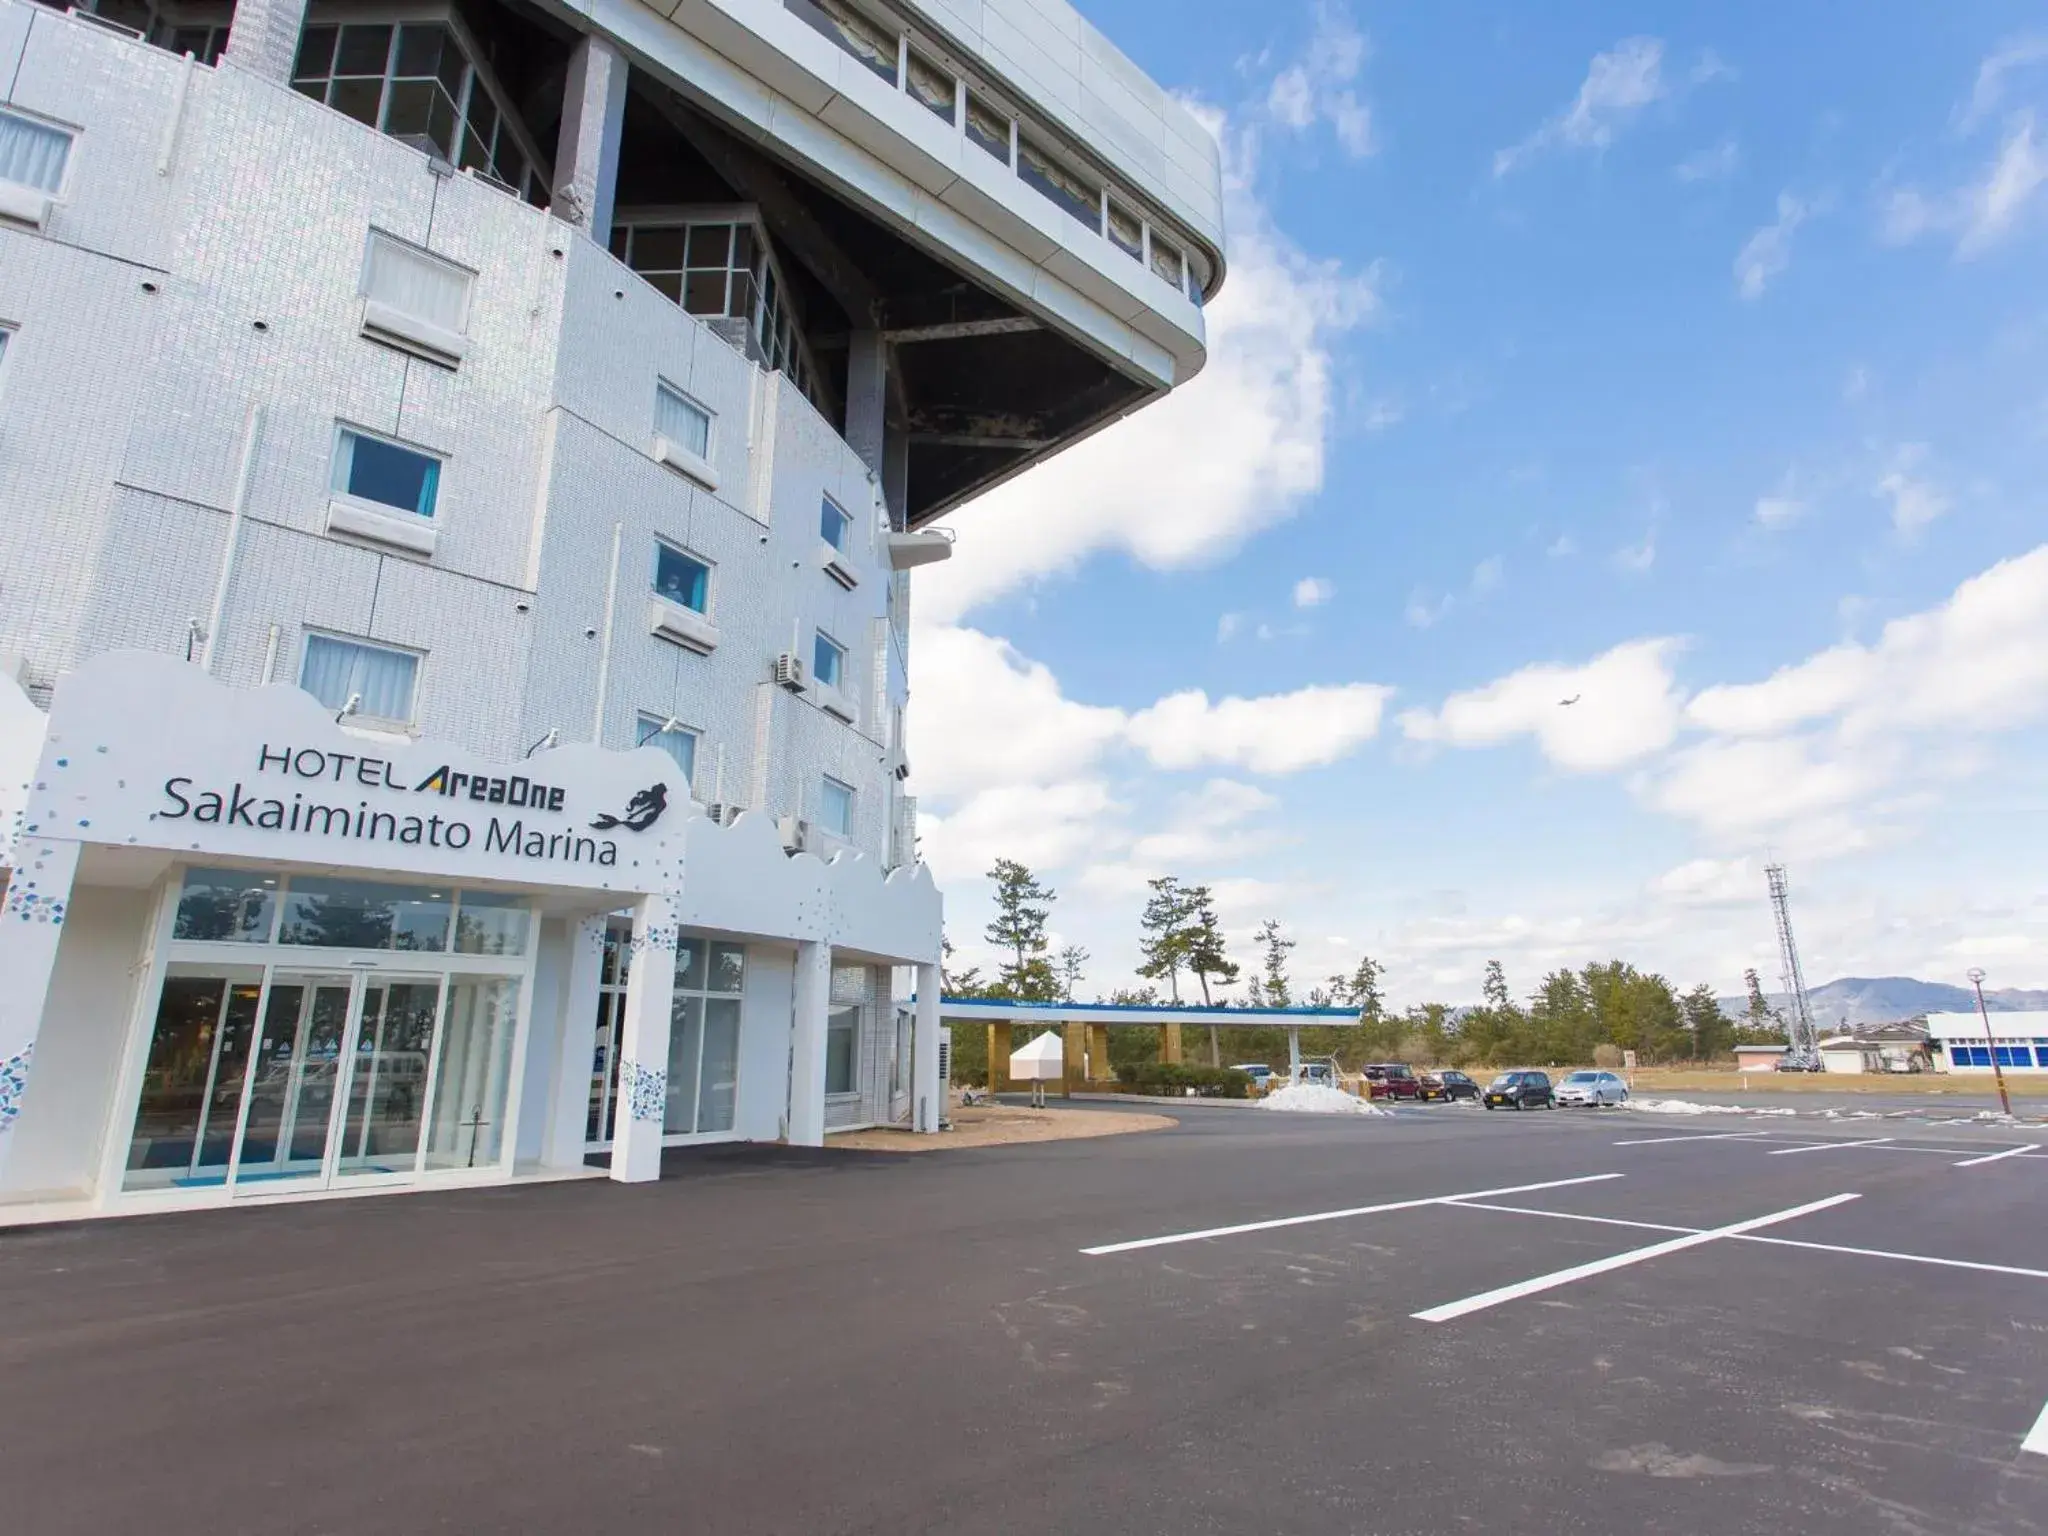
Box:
[334,977,443,1180]
[122,967,264,1191]
[424,975,520,1171]
[233,973,356,1192]
[664,936,744,1139]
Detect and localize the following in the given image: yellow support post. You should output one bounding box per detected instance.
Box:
[1062,1022,1086,1097]
[1161,1022,1184,1065]
[1088,1023,1113,1082]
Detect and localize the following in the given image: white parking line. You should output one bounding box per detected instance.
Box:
[1610,1132,1771,1147]
[1954,1144,2039,1168]
[2024,1400,2048,1458]
[1766,1137,1893,1156]
[1412,1193,1860,1323]
[1078,1173,1624,1256]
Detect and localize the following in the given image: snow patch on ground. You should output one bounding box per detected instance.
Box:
[1262,1084,1392,1116]
[1624,1098,1798,1118]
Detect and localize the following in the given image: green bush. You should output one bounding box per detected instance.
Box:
[1113,1062,1250,1099]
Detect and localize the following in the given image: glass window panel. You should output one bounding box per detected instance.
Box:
[292,77,326,102]
[334,23,393,76]
[665,994,703,1133]
[277,877,452,951]
[788,0,896,83]
[1107,199,1142,259]
[293,24,338,81]
[682,271,726,315]
[653,544,710,612]
[820,777,854,837]
[819,498,850,550]
[298,633,418,722]
[425,89,458,159]
[336,979,440,1173]
[825,1004,858,1094]
[906,49,954,120]
[1149,236,1184,290]
[495,141,528,195]
[363,231,472,334]
[654,385,711,458]
[335,429,440,517]
[1018,135,1099,227]
[697,998,740,1132]
[966,95,1008,161]
[174,868,279,942]
[436,39,467,102]
[382,79,436,140]
[685,223,731,268]
[730,225,755,270]
[124,976,264,1189]
[674,936,708,992]
[812,632,844,689]
[458,121,494,175]
[636,713,697,785]
[329,78,384,128]
[453,890,531,956]
[393,22,444,78]
[424,976,520,1169]
[726,270,756,321]
[708,944,746,994]
[608,225,631,260]
[644,271,683,304]
[628,226,685,271]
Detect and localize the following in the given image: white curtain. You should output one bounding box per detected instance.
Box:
[363,231,472,333]
[654,384,711,458]
[300,634,418,721]
[0,111,71,194]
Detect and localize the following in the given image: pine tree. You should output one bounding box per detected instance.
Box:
[1136,877,1196,1003]
[1254,919,1295,1008]
[985,859,1058,1001]
[1055,944,1089,1003]
[1184,888,1240,1005]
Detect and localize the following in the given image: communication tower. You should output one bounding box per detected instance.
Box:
[1765,863,1821,1069]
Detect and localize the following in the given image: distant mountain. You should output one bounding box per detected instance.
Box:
[1717,976,2048,1029]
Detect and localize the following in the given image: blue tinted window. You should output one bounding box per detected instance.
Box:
[335,429,439,517]
[820,497,850,551]
[653,544,709,612]
[813,631,844,689]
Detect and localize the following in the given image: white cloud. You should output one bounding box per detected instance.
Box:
[1648,736,1882,839]
[1216,611,1244,643]
[1690,49,1736,86]
[1399,637,1686,772]
[1883,111,2048,258]
[1127,683,1393,774]
[1734,191,1811,299]
[1261,4,1376,158]
[1956,35,2048,134]
[1404,590,1450,629]
[1753,471,1805,529]
[1360,395,1405,433]
[1649,856,1759,907]
[907,625,1126,798]
[1470,555,1505,594]
[1495,36,1666,177]
[1612,532,1657,573]
[918,123,1381,626]
[1293,575,1335,608]
[1128,779,1279,866]
[1874,444,1950,535]
[1675,139,1739,183]
[918,780,1120,884]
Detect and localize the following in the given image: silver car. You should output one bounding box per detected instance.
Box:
[1555,1069,1629,1107]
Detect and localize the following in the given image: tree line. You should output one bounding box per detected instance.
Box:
[945,858,1790,1077]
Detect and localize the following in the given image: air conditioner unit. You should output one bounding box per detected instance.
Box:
[937,1027,952,1091]
[776,815,810,852]
[704,802,733,826]
[773,652,807,692]
[892,755,911,782]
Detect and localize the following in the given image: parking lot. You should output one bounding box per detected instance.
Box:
[0,1103,2042,1534]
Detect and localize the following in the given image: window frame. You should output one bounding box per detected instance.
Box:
[652,380,717,488]
[359,227,475,365]
[330,423,444,523]
[812,630,847,692]
[819,496,853,553]
[818,775,855,839]
[635,711,700,789]
[0,106,78,228]
[651,539,714,617]
[297,630,423,729]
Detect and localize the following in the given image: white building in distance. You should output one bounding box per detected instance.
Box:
[0,0,1220,1220]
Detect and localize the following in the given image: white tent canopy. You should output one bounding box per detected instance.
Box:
[1008,1031,1066,1082]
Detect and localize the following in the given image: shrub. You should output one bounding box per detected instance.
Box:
[1114,1062,1250,1098]
[1592,1044,1625,1070]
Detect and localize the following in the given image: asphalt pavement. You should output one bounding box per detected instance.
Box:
[0,1102,2042,1534]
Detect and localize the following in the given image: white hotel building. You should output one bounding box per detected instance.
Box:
[0,0,1221,1218]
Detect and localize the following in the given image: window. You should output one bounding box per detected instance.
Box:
[819,776,854,838]
[786,0,897,84]
[1149,234,1185,293]
[0,109,72,212]
[825,1004,859,1094]
[812,631,846,691]
[653,543,711,614]
[361,230,473,346]
[654,383,712,461]
[1106,197,1143,261]
[333,428,440,520]
[819,497,850,552]
[965,92,1009,163]
[299,633,420,723]
[1018,133,1101,229]
[291,21,545,203]
[174,868,279,943]
[905,48,955,122]
[636,713,698,786]
[667,937,745,1134]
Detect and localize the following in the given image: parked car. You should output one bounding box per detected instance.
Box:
[1296,1061,1335,1086]
[1362,1063,1422,1100]
[1483,1070,1554,1110]
[1232,1063,1275,1092]
[1554,1069,1629,1108]
[1419,1069,1479,1102]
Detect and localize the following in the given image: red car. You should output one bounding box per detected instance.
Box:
[1363,1063,1422,1100]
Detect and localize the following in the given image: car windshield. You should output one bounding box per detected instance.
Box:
[1388,1066,1413,1078]
[1488,1073,1520,1088]
[1564,1071,1598,1083]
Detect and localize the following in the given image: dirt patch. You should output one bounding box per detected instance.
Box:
[828,1104,1176,1152]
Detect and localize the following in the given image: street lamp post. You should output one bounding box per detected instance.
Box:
[1967,968,2013,1119]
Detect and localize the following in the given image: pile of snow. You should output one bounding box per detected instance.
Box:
[1624,1097,1797,1118]
[1261,1084,1392,1116]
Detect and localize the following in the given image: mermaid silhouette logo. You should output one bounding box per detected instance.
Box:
[590,782,668,833]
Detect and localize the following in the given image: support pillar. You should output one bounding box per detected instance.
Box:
[911,962,941,1133]
[845,329,887,478]
[552,34,629,239]
[540,914,606,1170]
[223,0,311,83]
[1288,1026,1302,1080]
[1161,1022,1183,1065]
[1088,1024,1112,1082]
[609,896,676,1183]
[1061,1022,1086,1097]
[787,940,830,1145]
[986,1022,1008,1094]
[0,838,79,1186]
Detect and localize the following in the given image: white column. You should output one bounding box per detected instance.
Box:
[844,331,887,477]
[223,0,310,82]
[1288,1026,1301,1079]
[609,896,676,1183]
[912,962,941,1133]
[0,839,81,1185]
[787,940,830,1146]
[540,914,606,1170]
[552,34,629,240]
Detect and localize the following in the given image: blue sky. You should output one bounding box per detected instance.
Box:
[911,2,2048,1006]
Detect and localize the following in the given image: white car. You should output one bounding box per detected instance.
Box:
[1555,1069,1629,1108]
